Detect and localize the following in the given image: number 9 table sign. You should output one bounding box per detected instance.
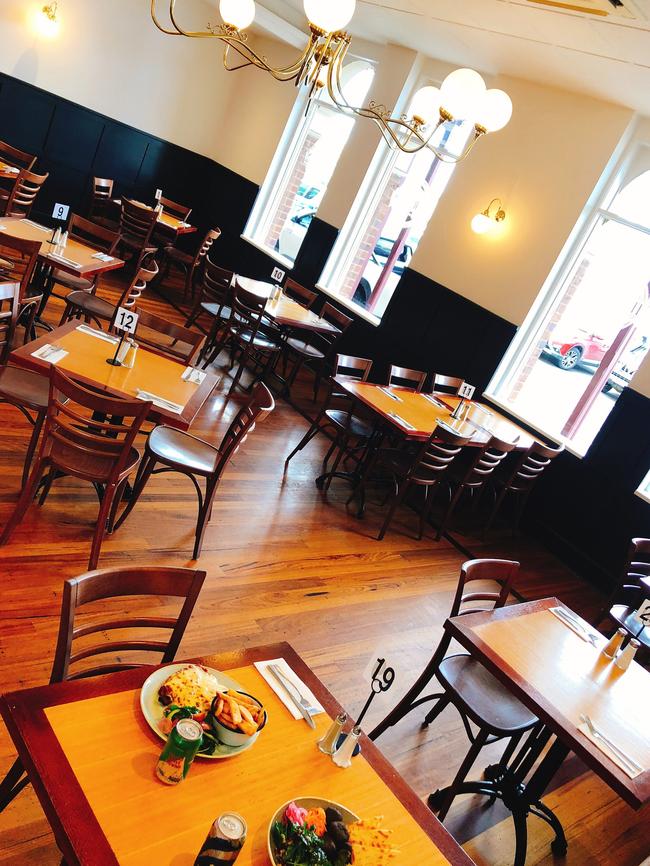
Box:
[107,307,139,367]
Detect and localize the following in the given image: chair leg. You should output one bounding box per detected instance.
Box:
[422,692,451,727]
[0,461,47,547]
[88,483,117,570]
[435,727,490,822]
[322,436,349,493]
[435,483,465,541]
[378,479,411,541]
[38,469,56,506]
[112,455,156,531]
[107,477,130,533]
[483,486,508,536]
[192,476,218,559]
[285,421,322,466]
[21,409,46,488]
[0,757,29,812]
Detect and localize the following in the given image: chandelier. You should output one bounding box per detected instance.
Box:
[150,0,513,162]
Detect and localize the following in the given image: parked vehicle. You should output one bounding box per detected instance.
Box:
[542,330,611,370]
[604,336,648,394]
[354,239,414,307]
[276,210,314,261]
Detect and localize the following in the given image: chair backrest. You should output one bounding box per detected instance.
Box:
[231,280,267,342]
[0,140,36,171]
[190,227,221,274]
[449,559,520,618]
[389,364,427,392]
[5,169,49,218]
[134,307,205,365]
[215,381,275,474]
[39,366,151,486]
[459,434,519,489]
[284,278,317,310]
[199,255,233,309]
[433,374,464,394]
[50,565,206,682]
[411,423,472,480]
[335,353,372,381]
[0,281,20,363]
[0,234,41,301]
[159,196,192,222]
[68,213,119,255]
[621,537,650,593]
[503,440,564,493]
[92,177,114,201]
[109,254,159,328]
[119,198,158,246]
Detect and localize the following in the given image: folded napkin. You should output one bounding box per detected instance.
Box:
[549,607,599,644]
[423,393,447,409]
[178,221,190,228]
[48,252,82,268]
[21,219,50,232]
[136,390,184,414]
[388,412,415,431]
[254,658,324,720]
[76,324,119,344]
[32,344,68,364]
[92,252,115,262]
[578,721,644,778]
[182,366,206,384]
[379,386,401,402]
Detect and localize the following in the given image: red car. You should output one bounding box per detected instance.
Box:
[542,330,611,371]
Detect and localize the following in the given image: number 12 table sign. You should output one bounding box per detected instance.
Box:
[106,307,139,367]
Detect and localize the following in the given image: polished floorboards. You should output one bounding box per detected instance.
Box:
[0,273,647,865]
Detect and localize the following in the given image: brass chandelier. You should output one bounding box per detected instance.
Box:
[150,0,513,162]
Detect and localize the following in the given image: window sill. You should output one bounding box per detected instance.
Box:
[240,234,295,271]
[634,488,650,505]
[316,283,381,327]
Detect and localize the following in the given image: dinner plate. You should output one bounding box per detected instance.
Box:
[140,663,255,760]
[268,797,359,866]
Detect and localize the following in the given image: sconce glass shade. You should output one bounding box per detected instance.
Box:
[475,89,513,132]
[303,0,356,32]
[220,0,256,29]
[471,212,494,234]
[409,86,441,126]
[439,68,486,121]
[34,4,60,38]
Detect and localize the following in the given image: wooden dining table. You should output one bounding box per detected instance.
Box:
[112,200,197,237]
[8,320,219,430]
[236,276,340,335]
[440,598,650,866]
[0,642,476,866]
[0,161,21,180]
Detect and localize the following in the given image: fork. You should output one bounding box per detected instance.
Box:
[580,714,642,774]
[555,607,598,646]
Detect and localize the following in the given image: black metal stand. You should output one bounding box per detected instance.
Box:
[356,658,395,729]
[106,331,126,366]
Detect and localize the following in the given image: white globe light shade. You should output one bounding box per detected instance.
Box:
[475,89,513,132]
[220,0,256,29]
[471,212,493,234]
[409,86,441,126]
[303,0,356,32]
[439,68,486,121]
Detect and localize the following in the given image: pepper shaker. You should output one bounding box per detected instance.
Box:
[615,638,640,671]
[601,627,626,660]
[317,712,347,755]
[331,724,361,768]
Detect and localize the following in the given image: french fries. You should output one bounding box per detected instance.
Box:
[213,690,265,736]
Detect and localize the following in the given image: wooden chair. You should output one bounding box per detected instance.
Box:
[159,196,192,222]
[369,559,538,821]
[47,214,119,303]
[376,424,472,541]
[114,382,275,558]
[0,564,205,812]
[160,227,221,302]
[0,362,51,486]
[88,177,116,226]
[133,308,205,365]
[0,140,37,171]
[435,434,519,540]
[433,374,464,394]
[0,234,43,344]
[185,257,233,332]
[152,196,193,250]
[483,440,564,534]
[285,354,374,489]
[114,198,158,268]
[0,367,151,570]
[594,538,650,654]
[283,278,317,310]
[59,253,158,329]
[2,169,49,218]
[388,364,427,392]
[0,281,20,364]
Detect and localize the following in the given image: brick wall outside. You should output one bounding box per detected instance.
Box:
[264,130,321,251]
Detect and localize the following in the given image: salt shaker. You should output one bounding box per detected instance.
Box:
[601,627,626,660]
[61,230,68,249]
[615,638,640,671]
[317,712,347,755]
[331,724,361,768]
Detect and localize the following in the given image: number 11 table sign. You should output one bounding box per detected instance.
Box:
[106,307,139,367]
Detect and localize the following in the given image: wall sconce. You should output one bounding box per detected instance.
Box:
[35,1,60,38]
[471,198,506,234]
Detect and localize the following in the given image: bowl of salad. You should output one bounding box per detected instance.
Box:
[268,798,358,866]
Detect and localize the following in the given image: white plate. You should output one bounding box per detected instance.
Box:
[140,663,255,760]
[268,798,359,866]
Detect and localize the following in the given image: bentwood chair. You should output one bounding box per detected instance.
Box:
[0,141,36,212]
[0,367,151,570]
[2,169,49,218]
[59,253,159,328]
[160,227,221,302]
[47,214,119,303]
[0,234,43,343]
[285,354,374,489]
[283,303,352,402]
[0,363,51,486]
[133,308,205,365]
[369,559,538,821]
[376,424,472,541]
[0,564,206,813]
[483,440,564,535]
[283,278,317,310]
[114,198,158,268]
[186,257,234,337]
[388,364,427,392]
[115,382,275,558]
[88,176,116,226]
[594,538,650,653]
[433,374,464,395]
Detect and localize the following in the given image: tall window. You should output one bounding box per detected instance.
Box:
[318,101,472,323]
[243,61,374,269]
[487,149,650,457]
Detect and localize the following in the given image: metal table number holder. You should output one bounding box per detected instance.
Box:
[332,658,395,760]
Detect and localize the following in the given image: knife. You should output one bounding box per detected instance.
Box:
[267,665,316,728]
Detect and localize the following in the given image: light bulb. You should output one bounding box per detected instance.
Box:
[475,89,513,133]
[409,86,441,127]
[471,213,494,234]
[303,0,356,32]
[439,68,486,121]
[33,4,60,38]
[219,0,255,29]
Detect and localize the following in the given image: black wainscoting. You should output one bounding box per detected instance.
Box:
[1,71,649,593]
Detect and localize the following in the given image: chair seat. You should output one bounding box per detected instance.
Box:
[65,291,114,318]
[286,337,325,360]
[230,328,280,352]
[0,366,49,411]
[325,409,374,439]
[147,426,219,476]
[437,654,538,734]
[201,302,231,320]
[50,442,140,483]
[610,604,650,649]
[52,268,94,293]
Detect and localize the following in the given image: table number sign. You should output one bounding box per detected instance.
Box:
[356,656,396,729]
[458,382,476,400]
[52,203,70,221]
[106,308,139,367]
[271,266,285,283]
[634,599,650,627]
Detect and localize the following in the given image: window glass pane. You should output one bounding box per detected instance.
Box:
[607,169,650,227]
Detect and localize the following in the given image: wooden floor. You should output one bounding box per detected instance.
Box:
[0,272,647,865]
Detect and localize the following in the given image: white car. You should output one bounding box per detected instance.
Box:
[276,210,314,263]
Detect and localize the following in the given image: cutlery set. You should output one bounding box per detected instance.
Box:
[579,713,642,776]
[267,663,318,729]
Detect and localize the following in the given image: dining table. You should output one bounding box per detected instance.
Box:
[0,641,477,866]
[8,319,219,430]
[236,276,341,335]
[438,598,650,866]
[0,161,21,180]
[112,199,197,238]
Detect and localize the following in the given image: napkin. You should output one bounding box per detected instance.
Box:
[388,412,415,430]
[76,324,119,344]
[92,252,115,262]
[254,658,324,720]
[32,344,68,364]
[3,166,19,173]
[136,390,184,414]
[21,219,50,232]
[379,387,401,402]
[49,253,82,268]
[577,722,644,778]
[549,607,599,644]
[182,366,206,384]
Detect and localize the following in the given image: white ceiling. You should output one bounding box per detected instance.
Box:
[258,0,650,113]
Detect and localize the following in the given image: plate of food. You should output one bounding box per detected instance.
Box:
[269,798,398,865]
[140,663,267,759]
